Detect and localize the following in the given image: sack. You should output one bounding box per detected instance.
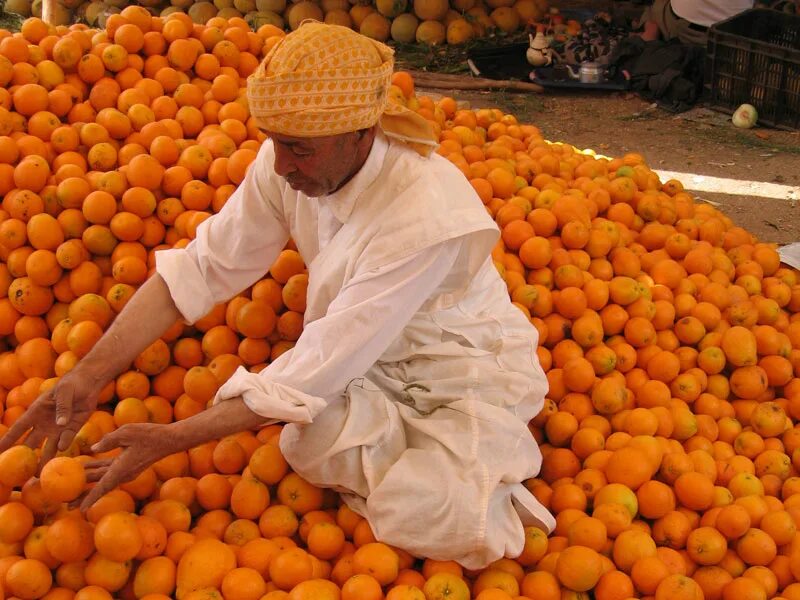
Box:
[608,36,706,112]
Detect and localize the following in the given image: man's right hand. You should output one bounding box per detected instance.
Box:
[0,369,104,466]
[0,275,184,468]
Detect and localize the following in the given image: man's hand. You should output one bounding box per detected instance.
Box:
[0,370,104,465]
[79,397,270,511]
[80,422,177,511]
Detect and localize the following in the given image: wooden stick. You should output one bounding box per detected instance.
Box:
[42,0,57,25]
[408,70,544,93]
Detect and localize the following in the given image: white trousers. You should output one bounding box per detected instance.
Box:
[279,357,556,570]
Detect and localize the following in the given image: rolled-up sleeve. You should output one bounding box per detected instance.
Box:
[156,142,290,324]
[214,238,464,423]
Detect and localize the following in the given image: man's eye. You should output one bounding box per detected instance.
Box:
[291,147,312,157]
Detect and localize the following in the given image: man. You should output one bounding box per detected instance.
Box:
[639,0,754,46]
[0,22,553,568]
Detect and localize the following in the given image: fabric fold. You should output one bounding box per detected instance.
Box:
[214,366,328,424]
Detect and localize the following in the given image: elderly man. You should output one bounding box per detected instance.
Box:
[0,22,553,568]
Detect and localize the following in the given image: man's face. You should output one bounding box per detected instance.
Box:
[266,131,366,198]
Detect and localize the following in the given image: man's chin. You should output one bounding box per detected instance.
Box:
[286,179,322,197]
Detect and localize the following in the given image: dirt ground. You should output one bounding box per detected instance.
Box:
[417,86,800,246]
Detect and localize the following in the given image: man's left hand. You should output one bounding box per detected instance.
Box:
[80,422,178,511]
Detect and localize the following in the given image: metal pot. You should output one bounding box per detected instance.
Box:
[566,62,605,84]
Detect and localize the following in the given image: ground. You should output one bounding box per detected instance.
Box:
[416,87,800,245]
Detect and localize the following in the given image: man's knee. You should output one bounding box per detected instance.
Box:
[364,449,484,560]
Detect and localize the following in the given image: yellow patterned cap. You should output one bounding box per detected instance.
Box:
[247,21,437,156]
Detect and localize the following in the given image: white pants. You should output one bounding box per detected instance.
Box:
[279,357,555,569]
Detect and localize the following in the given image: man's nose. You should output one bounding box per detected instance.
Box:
[273,149,297,178]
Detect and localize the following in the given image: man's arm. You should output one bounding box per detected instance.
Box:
[61,142,288,424]
[80,240,465,509]
[57,273,182,423]
[172,397,271,446]
[212,238,465,424]
[81,397,268,509]
[155,141,290,324]
[0,272,183,459]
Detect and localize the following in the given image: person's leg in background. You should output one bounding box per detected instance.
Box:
[637,0,671,41]
[637,0,708,46]
[639,0,708,47]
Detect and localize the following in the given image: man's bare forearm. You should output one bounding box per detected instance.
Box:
[171,398,270,449]
[77,274,183,385]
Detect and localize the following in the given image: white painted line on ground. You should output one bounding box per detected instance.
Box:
[654,170,799,203]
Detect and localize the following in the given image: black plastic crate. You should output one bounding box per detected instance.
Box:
[705,8,800,130]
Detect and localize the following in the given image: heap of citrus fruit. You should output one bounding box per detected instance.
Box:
[0,10,799,600]
[7,0,554,47]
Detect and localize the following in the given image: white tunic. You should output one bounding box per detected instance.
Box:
[670,0,754,27]
[156,132,555,568]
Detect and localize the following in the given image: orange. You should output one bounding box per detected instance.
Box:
[133,556,177,598]
[605,446,653,490]
[183,366,220,405]
[637,480,676,519]
[352,542,399,586]
[386,585,426,600]
[136,515,169,560]
[632,556,671,595]
[674,471,714,511]
[654,574,703,600]
[141,498,192,534]
[276,473,324,516]
[555,545,603,591]
[268,548,314,591]
[230,477,270,520]
[593,570,635,600]
[94,511,143,562]
[307,522,346,561]
[39,456,86,503]
[175,538,237,599]
[685,526,727,566]
[735,528,777,566]
[473,570,519,597]
[422,573,470,600]
[0,501,34,543]
[5,558,54,600]
[0,445,38,487]
[235,299,277,338]
[391,71,415,98]
[566,517,606,552]
[237,537,280,577]
[342,574,383,600]
[220,567,266,600]
[721,577,768,600]
[84,487,136,524]
[269,249,305,284]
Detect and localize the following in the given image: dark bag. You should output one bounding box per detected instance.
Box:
[608,37,706,112]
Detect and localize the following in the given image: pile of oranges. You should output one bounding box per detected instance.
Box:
[0,9,799,600]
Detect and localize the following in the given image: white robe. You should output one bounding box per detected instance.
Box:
[670,0,754,27]
[156,132,555,568]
